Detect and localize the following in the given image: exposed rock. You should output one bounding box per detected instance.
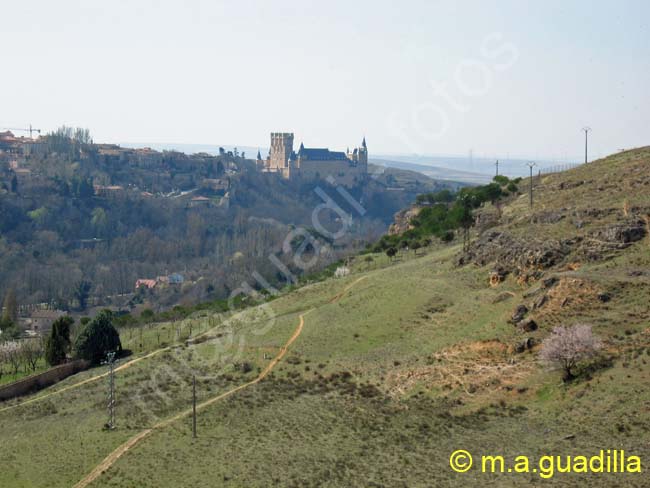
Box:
[462,230,572,274]
[533,294,548,310]
[531,211,565,224]
[475,210,500,232]
[578,219,646,260]
[514,337,536,353]
[510,304,529,323]
[517,318,538,332]
[489,267,509,286]
[388,206,422,235]
[596,219,646,244]
[491,292,514,304]
[542,277,559,289]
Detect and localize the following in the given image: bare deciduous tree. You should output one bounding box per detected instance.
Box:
[540,324,602,381]
[22,338,45,372]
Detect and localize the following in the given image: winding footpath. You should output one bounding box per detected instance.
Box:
[0,347,170,414]
[73,276,367,488]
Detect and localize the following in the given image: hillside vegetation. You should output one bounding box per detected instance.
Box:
[0,147,649,487]
[0,131,449,315]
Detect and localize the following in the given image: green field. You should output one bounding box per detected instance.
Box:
[1,148,650,487]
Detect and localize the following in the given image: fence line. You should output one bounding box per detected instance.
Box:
[539,162,584,175]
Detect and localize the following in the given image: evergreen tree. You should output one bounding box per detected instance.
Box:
[74,310,122,364]
[45,316,74,366]
[2,288,18,324]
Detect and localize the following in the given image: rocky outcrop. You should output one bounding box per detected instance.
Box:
[510,304,529,324]
[460,230,572,273]
[517,318,538,332]
[388,205,422,235]
[514,337,536,353]
[577,218,647,260]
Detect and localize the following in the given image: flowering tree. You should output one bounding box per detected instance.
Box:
[0,341,22,377]
[540,324,602,381]
[334,266,350,278]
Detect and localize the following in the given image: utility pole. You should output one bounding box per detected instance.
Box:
[495,160,499,177]
[582,127,591,164]
[103,351,117,430]
[526,162,536,208]
[192,375,197,438]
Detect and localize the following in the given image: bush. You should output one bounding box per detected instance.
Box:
[507,181,518,193]
[493,175,509,186]
[440,230,455,242]
[74,310,122,364]
[386,247,397,260]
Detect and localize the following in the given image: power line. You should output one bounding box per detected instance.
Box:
[103,351,117,430]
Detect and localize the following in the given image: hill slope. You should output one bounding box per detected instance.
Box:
[1,147,649,487]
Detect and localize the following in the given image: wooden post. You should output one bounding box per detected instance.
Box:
[192,375,197,439]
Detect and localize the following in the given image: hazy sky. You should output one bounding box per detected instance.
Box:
[1,0,648,160]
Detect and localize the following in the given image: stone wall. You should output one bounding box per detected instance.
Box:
[0,360,90,402]
[298,160,366,188]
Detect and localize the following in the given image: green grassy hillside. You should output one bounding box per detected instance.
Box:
[1,148,649,487]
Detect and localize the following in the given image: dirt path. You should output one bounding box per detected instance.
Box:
[0,314,229,414]
[74,275,367,488]
[0,347,170,414]
[73,312,309,488]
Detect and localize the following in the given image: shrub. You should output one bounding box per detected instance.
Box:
[386,247,397,260]
[440,230,454,242]
[493,175,509,186]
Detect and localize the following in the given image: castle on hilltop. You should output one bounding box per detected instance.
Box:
[257,132,368,187]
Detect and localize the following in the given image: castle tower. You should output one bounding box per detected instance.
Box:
[269,132,294,173]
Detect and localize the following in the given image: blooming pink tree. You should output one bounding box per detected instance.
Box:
[540,324,602,381]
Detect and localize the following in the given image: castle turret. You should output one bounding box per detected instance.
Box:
[357,137,368,166]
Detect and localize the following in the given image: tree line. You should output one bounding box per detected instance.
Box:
[369,175,522,257]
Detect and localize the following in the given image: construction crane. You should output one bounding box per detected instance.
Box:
[2,124,41,138]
